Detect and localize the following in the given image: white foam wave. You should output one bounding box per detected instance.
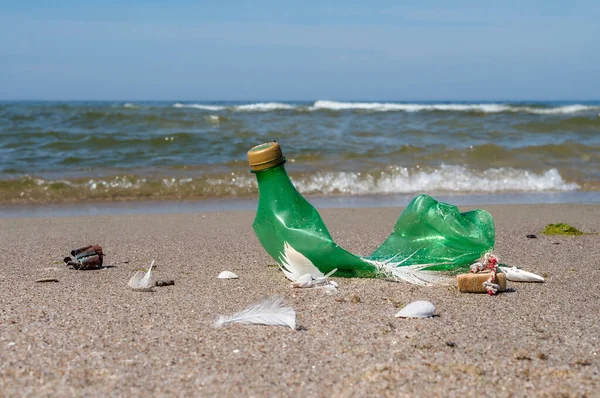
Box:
[233,102,296,111]
[173,103,225,111]
[172,102,294,112]
[123,103,138,109]
[86,176,147,190]
[519,105,594,114]
[309,100,599,114]
[204,114,222,123]
[290,166,579,195]
[310,100,510,113]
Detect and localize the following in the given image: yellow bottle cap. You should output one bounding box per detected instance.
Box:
[247,141,286,172]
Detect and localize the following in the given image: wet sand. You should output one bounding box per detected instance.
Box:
[0,204,599,396]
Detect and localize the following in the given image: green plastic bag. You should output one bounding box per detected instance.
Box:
[248,142,495,284]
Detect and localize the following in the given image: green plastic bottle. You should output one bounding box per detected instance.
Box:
[248,141,495,282]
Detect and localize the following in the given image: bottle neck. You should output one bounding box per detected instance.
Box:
[255,164,297,190]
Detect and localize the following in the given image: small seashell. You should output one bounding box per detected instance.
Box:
[500,266,544,282]
[291,273,313,288]
[395,301,435,318]
[218,271,239,279]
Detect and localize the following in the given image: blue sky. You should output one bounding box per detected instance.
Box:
[1,0,599,100]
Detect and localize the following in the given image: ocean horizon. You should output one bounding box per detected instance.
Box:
[1,99,599,211]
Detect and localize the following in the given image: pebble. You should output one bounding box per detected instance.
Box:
[35,278,59,283]
[155,280,175,287]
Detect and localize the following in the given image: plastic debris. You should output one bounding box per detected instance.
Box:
[63,245,104,270]
[248,141,495,283]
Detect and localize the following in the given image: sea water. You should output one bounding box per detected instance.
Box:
[1,100,599,208]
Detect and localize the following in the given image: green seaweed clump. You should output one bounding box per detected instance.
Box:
[541,223,584,236]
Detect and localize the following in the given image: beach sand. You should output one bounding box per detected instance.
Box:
[1,204,599,397]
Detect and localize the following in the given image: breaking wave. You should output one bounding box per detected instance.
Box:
[173,103,226,111]
[173,102,294,112]
[234,102,295,111]
[291,166,579,195]
[310,101,511,113]
[309,101,600,114]
[2,167,578,204]
[171,101,600,114]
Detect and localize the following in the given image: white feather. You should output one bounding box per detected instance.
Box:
[364,249,454,286]
[291,274,314,288]
[278,242,324,282]
[499,266,545,282]
[214,296,296,330]
[128,260,155,291]
[291,268,339,289]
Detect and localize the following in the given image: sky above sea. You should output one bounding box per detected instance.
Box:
[1,0,599,101]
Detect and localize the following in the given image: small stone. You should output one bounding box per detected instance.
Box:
[446,341,457,348]
[514,350,532,360]
[537,352,548,360]
[155,280,175,287]
[351,295,361,304]
[526,234,537,239]
[35,278,59,283]
[572,359,592,366]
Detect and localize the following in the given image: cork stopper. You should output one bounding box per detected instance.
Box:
[247,141,286,172]
[457,272,507,293]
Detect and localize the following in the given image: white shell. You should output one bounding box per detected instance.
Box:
[291,273,313,288]
[395,301,435,318]
[218,271,239,279]
[500,266,544,283]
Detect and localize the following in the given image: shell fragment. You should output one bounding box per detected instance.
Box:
[395,301,435,318]
[499,266,544,282]
[218,271,239,279]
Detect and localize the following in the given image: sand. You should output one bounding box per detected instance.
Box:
[0,204,599,397]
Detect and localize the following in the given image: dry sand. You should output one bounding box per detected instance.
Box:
[0,204,599,397]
